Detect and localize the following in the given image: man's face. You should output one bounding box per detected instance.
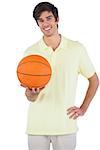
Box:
[37,11,59,37]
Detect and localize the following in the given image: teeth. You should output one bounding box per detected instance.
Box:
[44,27,51,31]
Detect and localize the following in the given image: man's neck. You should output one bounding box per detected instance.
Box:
[43,33,61,51]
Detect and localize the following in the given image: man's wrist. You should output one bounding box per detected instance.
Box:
[27,93,38,101]
[80,104,88,114]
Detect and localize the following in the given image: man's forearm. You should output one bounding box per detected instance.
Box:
[80,73,99,112]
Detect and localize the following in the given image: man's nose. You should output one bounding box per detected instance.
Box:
[42,21,49,27]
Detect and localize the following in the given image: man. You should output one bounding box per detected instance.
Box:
[24,2,99,150]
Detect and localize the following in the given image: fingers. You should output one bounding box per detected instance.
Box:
[20,84,45,91]
[32,88,40,94]
[67,106,83,120]
[20,84,27,88]
[67,106,77,114]
[68,112,79,120]
[32,86,45,93]
[21,84,45,95]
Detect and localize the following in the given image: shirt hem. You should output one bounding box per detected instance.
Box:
[25,128,78,135]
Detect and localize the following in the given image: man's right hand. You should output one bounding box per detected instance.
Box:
[25,87,44,102]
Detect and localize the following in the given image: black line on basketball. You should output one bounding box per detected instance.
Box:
[18,61,51,68]
[17,72,51,76]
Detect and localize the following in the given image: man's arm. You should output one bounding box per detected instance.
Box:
[67,73,99,119]
[80,73,99,112]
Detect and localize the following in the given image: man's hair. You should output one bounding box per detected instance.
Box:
[33,2,59,25]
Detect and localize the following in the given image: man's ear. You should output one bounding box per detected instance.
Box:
[56,17,59,22]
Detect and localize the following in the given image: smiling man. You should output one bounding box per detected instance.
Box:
[24,2,99,150]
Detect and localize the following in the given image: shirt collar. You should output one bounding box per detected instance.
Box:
[39,35,66,52]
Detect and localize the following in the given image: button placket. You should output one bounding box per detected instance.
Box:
[50,51,56,75]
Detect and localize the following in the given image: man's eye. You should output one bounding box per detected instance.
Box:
[47,17,52,21]
[38,20,43,23]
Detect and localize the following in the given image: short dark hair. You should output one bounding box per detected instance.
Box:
[33,2,59,25]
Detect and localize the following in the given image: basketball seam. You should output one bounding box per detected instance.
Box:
[18,61,51,68]
[17,72,51,76]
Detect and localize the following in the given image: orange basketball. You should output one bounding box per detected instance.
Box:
[17,55,52,89]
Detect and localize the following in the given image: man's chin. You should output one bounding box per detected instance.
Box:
[42,30,52,36]
[43,34,51,37]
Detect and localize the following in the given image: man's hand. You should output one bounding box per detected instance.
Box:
[20,84,44,102]
[25,88,39,102]
[25,87,44,102]
[67,106,85,120]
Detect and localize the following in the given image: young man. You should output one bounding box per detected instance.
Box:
[24,2,99,150]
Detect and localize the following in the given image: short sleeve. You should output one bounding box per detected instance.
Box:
[78,43,95,78]
[23,48,32,57]
[23,42,40,57]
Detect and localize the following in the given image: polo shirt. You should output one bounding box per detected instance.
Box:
[24,35,95,135]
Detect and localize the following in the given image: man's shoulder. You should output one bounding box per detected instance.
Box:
[24,39,42,56]
[26,39,41,51]
[63,36,81,47]
[63,36,85,51]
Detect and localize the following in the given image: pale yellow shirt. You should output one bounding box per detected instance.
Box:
[24,36,95,135]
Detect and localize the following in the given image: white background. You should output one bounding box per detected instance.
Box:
[0,0,100,150]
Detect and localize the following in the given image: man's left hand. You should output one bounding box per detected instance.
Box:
[67,106,85,119]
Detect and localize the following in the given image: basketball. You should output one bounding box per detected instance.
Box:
[17,55,52,89]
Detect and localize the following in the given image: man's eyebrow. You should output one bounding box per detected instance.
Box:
[38,15,53,20]
[46,15,53,18]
